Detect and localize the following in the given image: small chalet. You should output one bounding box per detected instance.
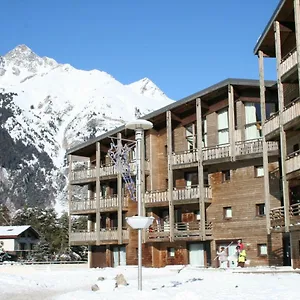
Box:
[0,225,40,258]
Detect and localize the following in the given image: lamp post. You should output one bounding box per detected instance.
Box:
[125,119,153,291]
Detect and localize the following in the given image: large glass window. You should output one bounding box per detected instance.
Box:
[202,118,207,147]
[218,108,229,144]
[245,102,276,140]
[185,123,197,150]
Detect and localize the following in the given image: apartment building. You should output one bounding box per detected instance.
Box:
[254,0,300,268]
[67,78,283,268]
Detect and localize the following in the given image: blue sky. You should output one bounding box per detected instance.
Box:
[1,0,279,100]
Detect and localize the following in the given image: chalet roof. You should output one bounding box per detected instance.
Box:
[67,78,276,156]
[0,225,39,238]
[254,0,294,56]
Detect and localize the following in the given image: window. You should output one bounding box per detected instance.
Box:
[222,170,230,182]
[245,103,262,140]
[218,108,229,144]
[256,204,265,216]
[185,172,198,188]
[255,166,264,177]
[258,244,267,256]
[244,102,276,140]
[185,123,197,150]
[293,143,299,153]
[202,118,207,147]
[224,207,232,219]
[168,247,175,257]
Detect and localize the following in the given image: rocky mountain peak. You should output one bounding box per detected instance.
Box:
[128,77,169,101]
[3,44,59,74]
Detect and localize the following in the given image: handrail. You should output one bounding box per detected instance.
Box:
[284,96,300,111]
[281,47,297,63]
[286,149,300,160]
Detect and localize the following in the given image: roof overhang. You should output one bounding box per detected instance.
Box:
[254,0,295,57]
[67,78,277,157]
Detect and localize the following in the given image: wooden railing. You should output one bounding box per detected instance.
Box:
[282,97,300,126]
[202,144,230,161]
[280,48,297,77]
[70,198,96,211]
[264,112,280,137]
[172,149,198,165]
[144,186,212,204]
[69,228,129,243]
[71,167,96,181]
[286,150,300,174]
[70,196,128,212]
[173,186,212,201]
[146,221,213,240]
[270,203,300,228]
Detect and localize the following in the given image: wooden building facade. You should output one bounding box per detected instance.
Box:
[254,0,300,269]
[67,78,288,268]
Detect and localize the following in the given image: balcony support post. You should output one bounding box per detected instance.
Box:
[274,21,291,232]
[294,0,300,95]
[228,85,236,161]
[196,98,206,240]
[96,142,101,245]
[68,154,73,247]
[117,133,123,244]
[259,50,271,234]
[166,110,174,241]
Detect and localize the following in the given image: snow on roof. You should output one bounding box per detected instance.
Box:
[0,225,32,237]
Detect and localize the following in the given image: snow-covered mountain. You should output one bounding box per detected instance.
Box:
[0,45,173,214]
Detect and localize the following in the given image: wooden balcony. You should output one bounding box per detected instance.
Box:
[264,113,280,138]
[202,144,230,161]
[286,150,300,175]
[270,203,300,229]
[69,228,129,244]
[172,149,198,165]
[70,195,128,213]
[70,160,148,184]
[144,186,212,207]
[145,221,213,241]
[279,48,297,78]
[235,139,278,157]
[282,97,300,127]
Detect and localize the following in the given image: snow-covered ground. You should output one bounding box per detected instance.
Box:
[0,263,299,300]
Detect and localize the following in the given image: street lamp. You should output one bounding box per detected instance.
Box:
[125,119,153,291]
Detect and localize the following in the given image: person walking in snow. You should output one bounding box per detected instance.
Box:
[217,246,228,269]
[236,245,247,267]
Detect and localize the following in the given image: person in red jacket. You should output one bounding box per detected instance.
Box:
[237,239,245,251]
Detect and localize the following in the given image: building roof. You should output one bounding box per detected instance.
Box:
[253,0,293,56]
[0,225,39,238]
[67,78,276,156]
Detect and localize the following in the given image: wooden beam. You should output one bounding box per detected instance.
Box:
[166,110,174,242]
[96,142,101,245]
[274,21,290,232]
[259,50,271,235]
[171,112,182,123]
[294,0,300,96]
[196,98,206,240]
[117,133,123,244]
[228,85,236,161]
[280,22,295,32]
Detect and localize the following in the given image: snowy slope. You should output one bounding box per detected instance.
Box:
[0,45,173,213]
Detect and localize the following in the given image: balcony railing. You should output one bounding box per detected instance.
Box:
[202,144,230,161]
[69,228,129,243]
[71,167,96,181]
[172,149,198,165]
[280,48,297,77]
[270,203,300,229]
[264,112,280,137]
[146,221,213,240]
[144,186,212,205]
[173,186,212,202]
[282,97,300,126]
[286,150,300,175]
[70,195,128,212]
